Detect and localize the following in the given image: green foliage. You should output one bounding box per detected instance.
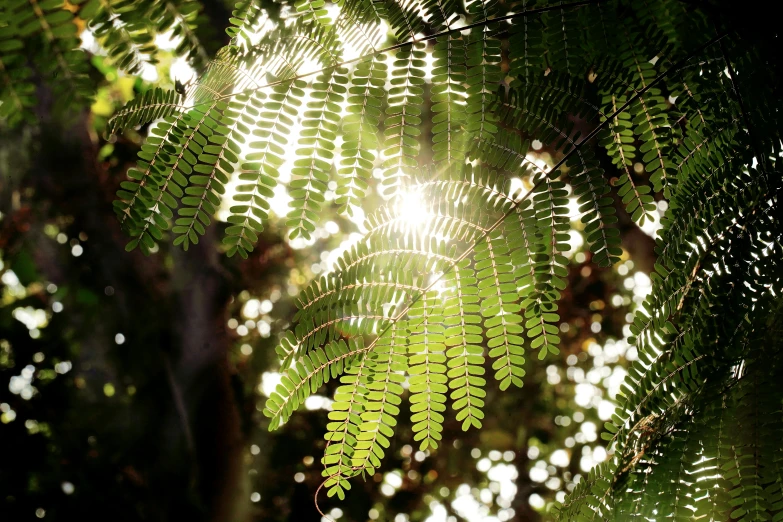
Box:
[106,87,186,135]
[0,0,211,123]
[337,55,385,214]
[381,44,425,197]
[1,0,92,121]
[227,80,306,257]
[288,66,348,239]
[82,0,157,75]
[6,0,783,516]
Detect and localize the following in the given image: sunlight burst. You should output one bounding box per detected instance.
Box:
[395,188,432,231]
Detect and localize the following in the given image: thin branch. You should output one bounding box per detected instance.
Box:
[176,0,604,110]
[610,354,706,445]
[163,353,196,456]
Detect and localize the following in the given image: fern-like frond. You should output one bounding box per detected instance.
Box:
[295,0,331,27]
[3,0,92,118]
[421,0,459,30]
[107,88,186,135]
[431,34,468,170]
[225,80,306,258]
[613,27,677,196]
[114,112,189,248]
[147,0,209,69]
[407,292,447,450]
[551,460,616,520]
[287,67,348,239]
[539,3,589,76]
[380,0,424,42]
[321,346,369,499]
[464,25,501,144]
[264,337,368,431]
[333,0,385,56]
[226,0,267,48]
[442,258,486,430]
[173,95,254,248]
[337,55,385,215]
[351,323,407,473]
[0,20,35,126]
[599,93,657,225]
[81,0,158,74]
[121,100,227,253]
[475,230,526,390]
[526,176,567,357]
[381,44,425,197]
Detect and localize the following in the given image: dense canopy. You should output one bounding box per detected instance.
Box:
[1,0,781,520]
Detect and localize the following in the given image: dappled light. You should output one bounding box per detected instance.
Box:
[2,0,782,521]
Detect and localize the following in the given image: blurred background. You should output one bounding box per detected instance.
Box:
[0,1,662,520]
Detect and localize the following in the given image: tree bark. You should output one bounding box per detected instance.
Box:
[11,109,248,521]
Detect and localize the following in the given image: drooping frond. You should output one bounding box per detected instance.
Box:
[287,67,348,239]
[226,80,306,257]
[174,95,251,249]
[1,0,93,120]
[442,257,487,430]
[380,43,425,197]
[380,0,424,42]
[106,88,186,135]
[551,460,616,520]
[525,175,567,356]
[144,0,210,69]
[117,100,228,253]
[336,55,386,215]
[464,22,501,145]
[0,16,35,126]
[264,337,368,431]
[558,25,783,517]
[82,0,158,74]
[350,322,407,475]
[332,0,385,56]
[226,0,268,48]
[407,291,448,450]
[474,229,525,390]
[430,34,468,170]
[599,92,657,225]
